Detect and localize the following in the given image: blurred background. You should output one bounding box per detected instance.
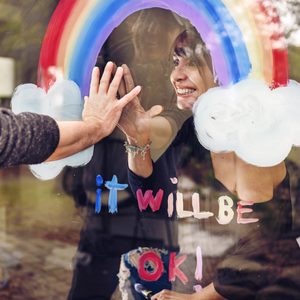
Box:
[0,0,299,299]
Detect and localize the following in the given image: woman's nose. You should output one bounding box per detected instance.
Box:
[171,65,188,82]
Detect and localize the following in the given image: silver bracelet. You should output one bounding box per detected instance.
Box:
[124,141,151,160]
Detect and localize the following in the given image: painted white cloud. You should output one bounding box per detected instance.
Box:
[11,80,94,180]
[193,79,300,167]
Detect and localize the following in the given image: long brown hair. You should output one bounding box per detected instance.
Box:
[171,28,216,90]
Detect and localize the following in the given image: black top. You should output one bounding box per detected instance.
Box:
[128,117,201,209]
[0,109,60,168]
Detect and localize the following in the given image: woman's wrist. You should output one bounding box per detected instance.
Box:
[126,136,153,178]
[126,134,150,147]
[124,140,151,160]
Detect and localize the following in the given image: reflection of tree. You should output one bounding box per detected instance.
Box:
[0,0,58,84]
[289,45,300,81]
[274,0,300,45]
[286,0,300,37]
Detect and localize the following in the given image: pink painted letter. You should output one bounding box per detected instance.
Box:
[169,252,188,284]
[138,251,164,281]
[237,200,259,224]
[136,189,164,212]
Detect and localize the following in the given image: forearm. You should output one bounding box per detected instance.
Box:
[47,120,105,161]
[192,283,227,300]
[0,110,60,167]
[127,115,172,177]
[48,64,141,162]
[150,116,173,162]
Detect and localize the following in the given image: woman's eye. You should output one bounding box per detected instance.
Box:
[173,58,179,67]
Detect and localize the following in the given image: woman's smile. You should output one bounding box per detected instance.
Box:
[175,87,196,96]
[171,64,205,109]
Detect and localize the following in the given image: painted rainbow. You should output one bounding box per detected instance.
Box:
[38,0,289,96]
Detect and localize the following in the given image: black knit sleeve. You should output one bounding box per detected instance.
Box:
[0,109,60,167]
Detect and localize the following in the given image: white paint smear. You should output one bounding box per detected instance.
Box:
[11,80,94,180]
[193,79,300,167]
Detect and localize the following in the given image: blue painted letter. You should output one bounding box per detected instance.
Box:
[105,175,128,214]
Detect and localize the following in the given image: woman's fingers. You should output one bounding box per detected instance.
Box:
[89,67,100,96]
[118,77,126,98]
[111,62,117,75]
[89,62,140,106]
[122,64,135,91]
[108,66,124,97]
[98,61,114,94]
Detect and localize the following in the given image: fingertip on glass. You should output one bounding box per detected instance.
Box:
[106,61,113,67]
[116,66,123,73]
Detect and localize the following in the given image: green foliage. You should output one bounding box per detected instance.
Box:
[0,0,57,84]
[289,46,300,82]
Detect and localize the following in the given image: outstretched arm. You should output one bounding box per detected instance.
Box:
[0,62,141,167]
[47,62,141,162]
[118,64,172,178]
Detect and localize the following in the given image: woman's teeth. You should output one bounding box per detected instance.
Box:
[176,88,196,95]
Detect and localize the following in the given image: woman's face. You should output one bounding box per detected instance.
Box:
[170,42,214,110]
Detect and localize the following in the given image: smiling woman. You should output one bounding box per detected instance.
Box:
[118,23,300,299]
[170,29,215,110]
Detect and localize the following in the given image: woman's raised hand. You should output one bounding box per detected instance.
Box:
[117,64,162,146]
[82,62,141,140]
